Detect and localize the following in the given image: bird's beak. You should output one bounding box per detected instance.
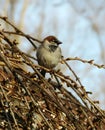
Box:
[57,41,62,45]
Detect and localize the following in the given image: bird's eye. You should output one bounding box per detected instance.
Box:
[52,39,62,45]
[52,39,57,42]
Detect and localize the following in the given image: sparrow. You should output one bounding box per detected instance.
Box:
[36,36,62,77]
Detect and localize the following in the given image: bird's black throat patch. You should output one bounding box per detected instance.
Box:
[49,45,58,52]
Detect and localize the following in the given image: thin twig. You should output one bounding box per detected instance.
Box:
[0,84,19,130]
[65,57,105,69]
[0,16,42,48]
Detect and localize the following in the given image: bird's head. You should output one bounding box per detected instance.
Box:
[43,36,62,52]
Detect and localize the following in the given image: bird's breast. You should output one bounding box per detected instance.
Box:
[37,46,61,69]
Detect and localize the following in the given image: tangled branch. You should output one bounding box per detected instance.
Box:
[0,16,105,130]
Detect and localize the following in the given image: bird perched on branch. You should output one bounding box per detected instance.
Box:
[36,36,62,77]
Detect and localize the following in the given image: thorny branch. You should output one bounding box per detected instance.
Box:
[0,16,105,130]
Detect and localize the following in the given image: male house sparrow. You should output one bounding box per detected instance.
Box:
[36,36,62,77]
